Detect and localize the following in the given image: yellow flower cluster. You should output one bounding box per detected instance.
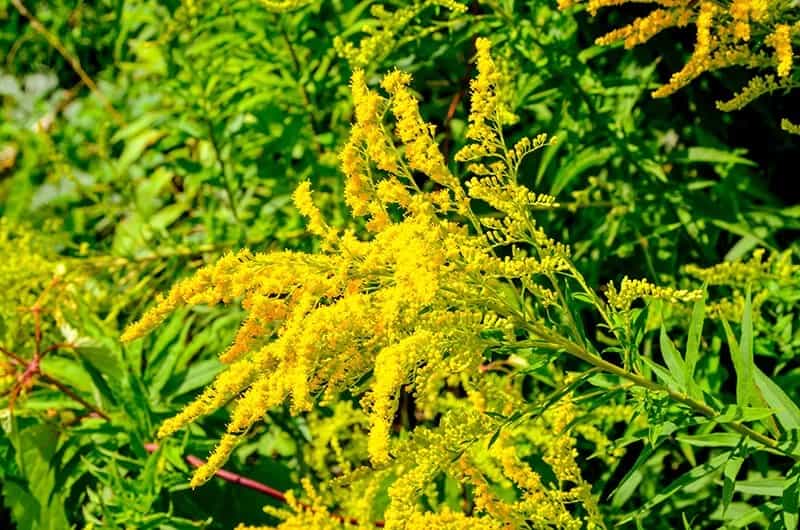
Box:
[124,46,551,486]
[766,24,794,78]
[682,249,799,320]
[257,0,313,12]
[605,276,703,311]
[782,118,800,134]
[382,70,460,191]
[333,1,468,68]
[0,221,87,350]
[683,248,798,287]
[305,401,369,479]
[562,0,799,126]
[487,399,602,530]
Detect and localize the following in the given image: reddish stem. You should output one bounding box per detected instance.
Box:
[144,443,384,527]
[0,346,26,365]
[32,304,42,357]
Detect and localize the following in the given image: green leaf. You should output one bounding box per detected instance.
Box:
[740,290,755,398]
[754,368,800,431]
[5,424,70,530]
[783,473,800,530]
[660,325,687,391]
[619,451,728,523]
[675,433,745,448]
[610,444,654,507]
[640,356,681,392]
[550,146,615,196]
[676,146,756,167]
[734,478,788,497]
[685,295,705,397]
[722,455,744,516]
[714,406,775,424]
[721,317,755,408]
[167,358,223,399]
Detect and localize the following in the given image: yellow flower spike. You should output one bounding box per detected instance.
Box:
[189,433,240,488]
[293,181,333,239]
[766,24,794,77]
[605,276,703,311]
[368,332,437,464]
[157,357,262,439]
[382,70,460,191]
[121,249,254,342]
[729,0,752,41]
[566,0,797,117]
[694,2,716,59]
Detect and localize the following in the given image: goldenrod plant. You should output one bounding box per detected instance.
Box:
[2,0,799,529]
[123,39,800,529]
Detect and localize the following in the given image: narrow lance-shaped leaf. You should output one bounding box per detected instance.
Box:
[739,289,755,404]
[722,453,744,516]
[685,293,705,399]
[721,317,755,408]
[754,367,800,432]
[619,451,729,524]
[783,468,800,530]
[660,324,688,392]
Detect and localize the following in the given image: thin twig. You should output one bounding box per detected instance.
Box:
[38,372,111,422]
[204,118,241,225]
[278,19,321,155]
[10,0,125,126]
[0,346,26,365]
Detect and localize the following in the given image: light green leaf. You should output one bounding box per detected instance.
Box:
[675,433,745,448]
[660,325,687,391]
[713,406,775,424]
[721,318,755,408]
[619,451,728,523]
[641,356,681,392]
[734,478,788,497]
[722,455,744,516]
[677,147,756,167]
[754,368,800,431]
[685,295,705,397]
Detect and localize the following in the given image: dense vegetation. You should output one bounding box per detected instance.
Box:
[1,1,799,528]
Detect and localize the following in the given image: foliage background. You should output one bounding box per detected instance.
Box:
[0,0,798,528]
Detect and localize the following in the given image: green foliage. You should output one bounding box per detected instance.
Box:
[0,0,798,528]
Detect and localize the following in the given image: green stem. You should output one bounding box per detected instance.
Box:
[205,118,241,226]
[524,321,790,456]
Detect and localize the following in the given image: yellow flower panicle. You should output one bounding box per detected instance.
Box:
[562,0,799,126]
[333,1,468,68]
[120,250,256,343]
[368,332,438,464]
[456,37,519,163]
[382,70,460,191]
[122,40,567,494]
[293,181,335,241]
